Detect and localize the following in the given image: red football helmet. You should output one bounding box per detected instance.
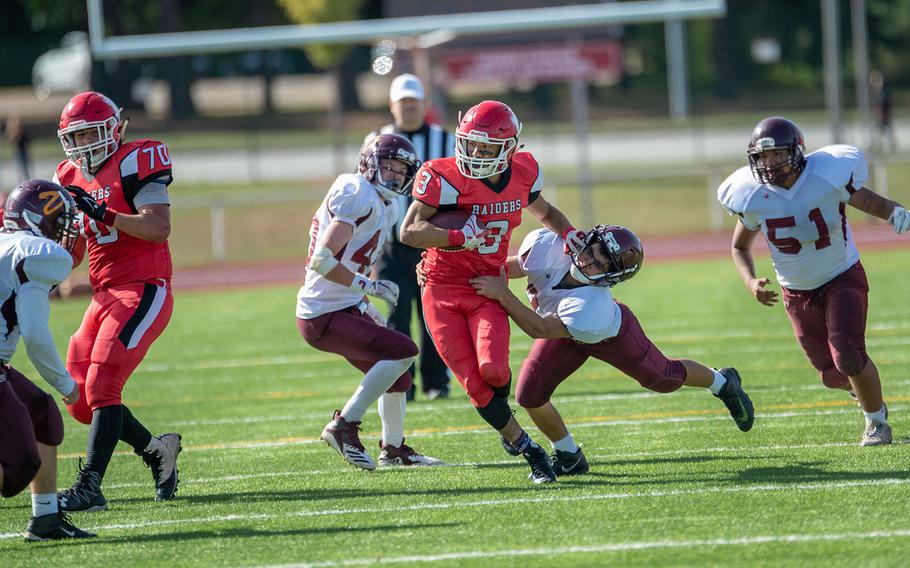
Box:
[57,91,126,175]
[747,117,806,185]
[359,133,421,201]
[2,179,79,251]
[455,100,521,179]
[570,225,644,288]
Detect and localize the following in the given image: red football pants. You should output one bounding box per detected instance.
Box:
[66,281,173,424]
[421,283,511,407]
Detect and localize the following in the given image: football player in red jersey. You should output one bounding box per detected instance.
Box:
[51,92,181,512]
[400,100,586,483]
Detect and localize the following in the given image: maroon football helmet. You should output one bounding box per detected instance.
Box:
[747,117,806,185]
[570,225,644,288]
[359,133,420,200]
[2,179,79,251]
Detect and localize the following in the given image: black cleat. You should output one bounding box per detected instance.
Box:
[715,368,755,432]
[58,461,108,513]
[25,512,96,541]
[551,446,589,476]
[141,433,182,501]
[522,443,557,484]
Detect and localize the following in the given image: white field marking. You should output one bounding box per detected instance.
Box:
[3,478,910,541]
[248,529,910,568]
[98,439,860,491]
[60,404,902,461]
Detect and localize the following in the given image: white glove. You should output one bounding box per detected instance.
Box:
[350,274,400,306]
[562,227,587,256]
[359,301,386,327]
[460,214,486,251]
[888,206,910,235]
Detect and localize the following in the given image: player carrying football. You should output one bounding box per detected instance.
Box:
[469,225,755,475]
[718,116,910,446]
[301,133,441,470]
[400,100,587,483]
[52,91,181,511]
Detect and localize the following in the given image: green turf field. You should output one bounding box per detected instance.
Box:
[2,249,909,567]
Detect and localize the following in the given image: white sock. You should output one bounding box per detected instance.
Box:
[378,391,407,447]
[863,405,887,426]
[32,493,58,517]
[708,369,727,395]
[341,356,415,422]
[552,433,578,454]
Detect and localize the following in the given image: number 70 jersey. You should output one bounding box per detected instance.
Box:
[717,144,865,290]
[54,138,173,290]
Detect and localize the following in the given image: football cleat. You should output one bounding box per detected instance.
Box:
[320,410,376,471]
[378,439,444,467]
[58,461,108,513]
[500,435,521,457]
[551,446,589,476]
[25,512,96,541]
[141,433,182,501]
[424,387,449,401]
[522,443,557,484]
[715,368,755,432]
[861,404,892,447]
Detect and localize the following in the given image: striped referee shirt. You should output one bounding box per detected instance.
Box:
[369,122,455,242]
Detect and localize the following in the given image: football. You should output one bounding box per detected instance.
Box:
[429,209,483,251]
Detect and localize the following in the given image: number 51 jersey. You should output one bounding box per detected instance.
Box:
[54,138,174,290]
[717,144,865,290]
[413,152,543,284]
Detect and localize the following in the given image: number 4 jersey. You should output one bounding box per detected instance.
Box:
[717,144,866,290]
[413,153,543,285]
[297,173,396,319]
[54,139,173,290]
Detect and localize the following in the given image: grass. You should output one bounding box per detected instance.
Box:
[1,247,910,567]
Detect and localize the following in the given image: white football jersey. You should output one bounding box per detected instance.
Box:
[717,144,866,290]
[0,231,73,392]
[518,229,622,344]
[297,174,396,318]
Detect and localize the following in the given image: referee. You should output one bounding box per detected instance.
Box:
[368,74,454,401]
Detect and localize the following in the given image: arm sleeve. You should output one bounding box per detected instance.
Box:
[16,284,74,396]
[133,178,171,209]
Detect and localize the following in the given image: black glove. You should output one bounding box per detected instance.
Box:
[66,185,117,225]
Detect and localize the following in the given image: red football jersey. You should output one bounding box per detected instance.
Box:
[413,152,543,284]
[55,139,173,289]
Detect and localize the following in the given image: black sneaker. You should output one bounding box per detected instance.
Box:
[715,368,755,432]
[58,461,108,513]
[141,433,182,501]
[551,446,589,476]
[25,512,96,541]
[522,443,556,484]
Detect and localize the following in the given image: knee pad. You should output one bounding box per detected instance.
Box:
[387,372,413,393]
[821,368,851,390]
[32,393,64,446]
[1,453,41,498]
[66,396,93,425]
[832,348,868,378]
[479,362,511,388]
[475,395,512,431]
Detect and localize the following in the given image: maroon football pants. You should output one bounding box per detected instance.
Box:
[516,303,687,408]
[782,261,870,389]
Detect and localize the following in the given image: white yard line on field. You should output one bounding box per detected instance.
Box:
[248,529,910,567]
[2,479,909,541]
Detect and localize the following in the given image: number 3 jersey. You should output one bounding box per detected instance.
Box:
[413,153,543,285]
[297,173,396,319]
[54,138,173,290]
[717,144,866,290]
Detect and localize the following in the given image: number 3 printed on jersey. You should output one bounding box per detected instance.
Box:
[81,215,119,244]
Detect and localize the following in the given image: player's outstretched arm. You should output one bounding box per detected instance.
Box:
[17,284,77,402]
[111,204,171,242]
[525,195,576,240]
[471,267,570,339]
[731,220,778,307]
[848,187,910,234]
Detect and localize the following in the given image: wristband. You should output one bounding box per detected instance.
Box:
[447,229,466,247]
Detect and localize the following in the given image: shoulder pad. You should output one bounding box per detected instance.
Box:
[326,174,372,223]
[120,139,173,184]
[21,241,71,287]
[717,166,760,215]
[807,145,868,188]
